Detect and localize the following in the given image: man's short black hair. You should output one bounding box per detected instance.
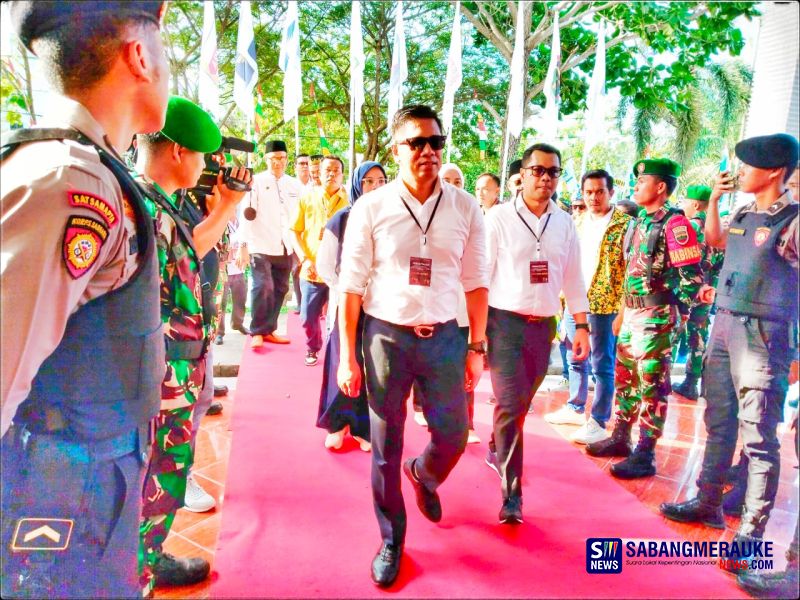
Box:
[310,154,324,162]
[477,172,501,187]
[581,169,614,191]
[615,199,639,218]
[322,155,344,170]
[296,153,309,160]
[522,142,562,166]
[391,105,443,138]
[653,175,678,196]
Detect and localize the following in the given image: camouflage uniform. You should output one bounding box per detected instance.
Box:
[676,211,725,380]
[138,183,207,596]
[613,206,703,440]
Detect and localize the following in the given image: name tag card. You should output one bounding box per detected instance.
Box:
[530,260,549,284]
[409,256,432,286]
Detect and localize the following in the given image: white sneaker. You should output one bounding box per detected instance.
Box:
[570,418,608,445]
[413,411,428,427]
[184,475,216,513]
[543,405,585,425]
[324,428,346,450]
[549,377,570,392]
[467,429,481,444]
[352,435,371,452]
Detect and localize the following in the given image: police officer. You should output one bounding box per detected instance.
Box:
[673,184,725,400]
[1,2,169,597]
[660,134,798,561]
[586,158,706,479]
[134,97,249,595]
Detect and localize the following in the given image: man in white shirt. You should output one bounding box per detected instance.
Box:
[475,172,501,213]
[294,153,311,187]
[238,140,302,347]
[484,142,590,524]
[337,105,489,588]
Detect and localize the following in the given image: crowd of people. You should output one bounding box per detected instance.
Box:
[0,2,798,599]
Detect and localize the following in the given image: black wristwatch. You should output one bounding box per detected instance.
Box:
[575,323,590,332]
[468,340,488,355]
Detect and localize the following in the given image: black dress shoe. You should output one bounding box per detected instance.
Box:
[737,560,799,597]
[371,543,402,587]
[660,497,725,529]
[152,552,210,587]
[403,458,442,522]
[499,496,523,524]
[610,449,656,479]
[206,401,223,416]
[213,384,228,397]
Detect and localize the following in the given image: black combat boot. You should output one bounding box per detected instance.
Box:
[673,375,699,401]
[722,481,746,516]
[610,435,656,479]
[737,553,799,598]
[660,498,726,529]
[586,420,632,457]
[152,552,210,587]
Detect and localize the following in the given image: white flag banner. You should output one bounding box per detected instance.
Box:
[350,1,365,125]
[234,0,258,120]
[540,10,561,142]
[199,1,220,119]
[506,0,527,138]
[280,1,303,123]
[386,0,408,127]
[442,1,463,141]
[581,19,606,171]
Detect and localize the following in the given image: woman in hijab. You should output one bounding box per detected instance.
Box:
[315,161,387,451]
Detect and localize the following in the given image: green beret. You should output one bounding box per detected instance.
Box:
[10,1,164,52]
[735,133,799,169]
[686,185,712,202]
[161,97,222,154]
[632,158,682,180]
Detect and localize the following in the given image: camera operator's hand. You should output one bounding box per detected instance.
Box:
[216,166,251,206]
[205,185,221,214]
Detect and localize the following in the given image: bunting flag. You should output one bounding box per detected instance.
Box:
[562,158,579,197]
[477,110,488,160]
[233,0,258,120]
[387,0,407,126]
[349,1,365,126]
[506,0,526,139]
[442,1,463,160]
[540,10,561,142]
[198,1,220,119]
[309,83,332,155]
[280,1,303,124]
[580,19,606,173]
[254,85,267,134]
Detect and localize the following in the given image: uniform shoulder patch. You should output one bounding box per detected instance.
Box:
[68,189,119,228]
[665,214,701,267]
[62,215,108,279]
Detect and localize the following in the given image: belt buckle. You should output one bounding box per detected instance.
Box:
[413,325,434,339]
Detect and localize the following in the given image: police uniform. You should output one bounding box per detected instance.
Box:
[661,134,799,549]
[1,4,165,597]
[673,185,725,400]
[586,158,704,479]
[135,97,222,595]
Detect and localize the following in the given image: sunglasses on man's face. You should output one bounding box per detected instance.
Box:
[395,135,448,151]
[523,166,563,178]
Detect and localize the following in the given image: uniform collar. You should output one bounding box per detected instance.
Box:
[741,191,796,214]
[42,94,124,160]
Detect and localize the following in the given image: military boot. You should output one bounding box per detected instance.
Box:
[737,558,799,598]
[722,481,746,516]
[673,375,699,401]
[153,552,210,587]
[610,435,656,479]
[660,497,726,529]
[586,420,632,457]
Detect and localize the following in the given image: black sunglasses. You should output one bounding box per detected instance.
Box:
[522,166,563,178]
[396,135,448,151]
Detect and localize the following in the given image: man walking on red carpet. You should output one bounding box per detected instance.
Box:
[337,104,489,588]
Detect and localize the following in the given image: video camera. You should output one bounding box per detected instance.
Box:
[192,135,256,199]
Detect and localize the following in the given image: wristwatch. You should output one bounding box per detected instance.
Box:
[575,323,590,332]
[467,340,488,355]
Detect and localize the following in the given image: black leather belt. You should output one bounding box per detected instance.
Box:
[496,308,554,323]
[624,291,677,309]
[372,316,452,339]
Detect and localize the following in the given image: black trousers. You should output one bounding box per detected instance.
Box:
[218,272,247,336]
[249,253,292,336]
[363,315,468,546]
[487,308,556,500]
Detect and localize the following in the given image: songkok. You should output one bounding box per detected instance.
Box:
[265,140,288,154]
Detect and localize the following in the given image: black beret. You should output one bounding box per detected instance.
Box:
[264,140,288,154]
[10,1,164,52]
[508,159,523,178]
[735,133,799,169]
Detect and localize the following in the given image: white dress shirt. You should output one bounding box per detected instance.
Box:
[239,171,301,255]
[486,197,589,316]
[339,178,489,326]
[578,208,614,290]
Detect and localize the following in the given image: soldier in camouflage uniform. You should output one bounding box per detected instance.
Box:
[587,158,708,479]
[134,97,249,595]
[673,185,726,400]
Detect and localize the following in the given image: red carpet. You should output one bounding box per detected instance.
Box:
[212,314,745,598]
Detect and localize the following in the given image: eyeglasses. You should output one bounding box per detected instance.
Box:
[522,166,563,178]
[362,178,387,186]
[395,135,448,151]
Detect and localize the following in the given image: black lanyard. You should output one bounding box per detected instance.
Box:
[400,191,443,246]
[515,204,552,255]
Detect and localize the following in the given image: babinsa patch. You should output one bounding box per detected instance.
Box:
[67,190,118,227]
[665,216,701,267]
[62,215,108,278]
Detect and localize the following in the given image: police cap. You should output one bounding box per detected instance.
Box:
[10,1,165,52]
[632,158,682,179]
[265,140,288,154]
[735,133,799,169]
[161,97,222,154]
[686,185,712,202]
